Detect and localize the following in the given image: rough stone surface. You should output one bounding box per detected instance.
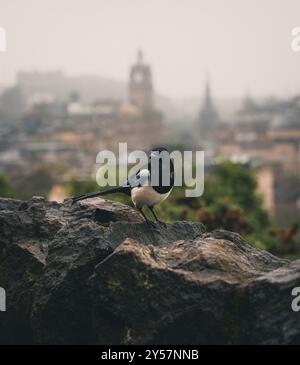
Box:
[0,196,299,344]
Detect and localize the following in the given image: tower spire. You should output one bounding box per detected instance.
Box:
[137,49,144,64]
[198,72,219,152]
[205,72,211,104]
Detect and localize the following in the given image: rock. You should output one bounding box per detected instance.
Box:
[0,196,299,344]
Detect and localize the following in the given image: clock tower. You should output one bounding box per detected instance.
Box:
[129,49,153,111]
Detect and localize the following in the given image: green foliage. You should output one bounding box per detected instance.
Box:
[12,167,56,199]
[0,174,15,198]
[155,161,300,256]
[67,161,300,258]
[67,179,99,196]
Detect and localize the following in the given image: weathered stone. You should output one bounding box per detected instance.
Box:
[0,197,299,345]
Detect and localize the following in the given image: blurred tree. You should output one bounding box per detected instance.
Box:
[67,179,99,197]
[66,161,300,258]
[156,161,298,255]
[0,174,15,198]
[11,163,70,200]
[13,167,56,200]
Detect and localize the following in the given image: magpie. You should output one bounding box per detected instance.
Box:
[71,147,175,222]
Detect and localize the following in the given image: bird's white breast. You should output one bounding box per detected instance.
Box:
[131,186,172,209]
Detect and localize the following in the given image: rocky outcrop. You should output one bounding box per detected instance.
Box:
[0,196,299,345]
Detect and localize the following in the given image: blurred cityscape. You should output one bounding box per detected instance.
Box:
[0,49,299,224]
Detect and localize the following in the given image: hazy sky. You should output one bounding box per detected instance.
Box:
[0,0,300,99]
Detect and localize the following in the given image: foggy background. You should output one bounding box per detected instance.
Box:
[1,0,300,100]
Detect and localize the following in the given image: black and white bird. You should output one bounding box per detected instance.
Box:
[71,147,174,222]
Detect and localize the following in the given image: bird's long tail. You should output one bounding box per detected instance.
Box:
[71,186,128,204]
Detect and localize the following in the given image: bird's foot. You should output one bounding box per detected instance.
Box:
[142,218,157,227]
[156,219,166,226]
[143,218,166,226]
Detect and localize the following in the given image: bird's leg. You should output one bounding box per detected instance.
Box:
[149,206,163,223]
[138,208,149,222]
